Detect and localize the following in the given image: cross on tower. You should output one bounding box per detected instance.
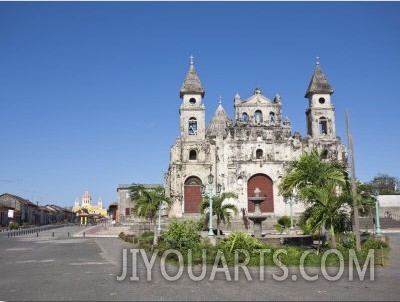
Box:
[190,55,194,66]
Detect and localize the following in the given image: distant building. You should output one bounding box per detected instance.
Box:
[108,201,118,222]
[0,193,75,226]
[72,189,107,217]
[0,193,39,226]
[117,184,162,223]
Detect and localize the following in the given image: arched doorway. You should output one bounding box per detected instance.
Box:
[184,176,202,213]
[247,174,274,213]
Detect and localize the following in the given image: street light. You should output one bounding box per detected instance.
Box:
[373,188,382,236]
[284,196,297,232]
[201,173,221,238]
[157,201,163,234]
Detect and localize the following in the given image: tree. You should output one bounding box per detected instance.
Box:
[370,173,400,195]
[278,148,350,249]
[130,185,173,246]
[79,207,89,214]
[279,148,347,200]
[355,181,376,218]
[199,192,238,236]
[302,183,350,249]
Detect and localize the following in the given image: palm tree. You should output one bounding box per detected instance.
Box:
[130,185,173,245]
[279,148,347,200]
[199,192,238,236]
[303,183,350,249]
[278,148,350,249]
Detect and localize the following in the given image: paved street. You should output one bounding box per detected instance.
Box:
[1,226,400,301]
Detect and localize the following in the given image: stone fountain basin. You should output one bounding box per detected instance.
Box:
[247,214,267,222]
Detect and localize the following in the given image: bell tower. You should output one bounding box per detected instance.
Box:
[305,57,336,139]
[179,55,206,141]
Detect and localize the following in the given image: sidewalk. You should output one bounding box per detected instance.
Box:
[363,228,400,234]
[72,224,130,238]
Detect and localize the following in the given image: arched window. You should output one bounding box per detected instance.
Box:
[319,117,328,135]
[189,117,197,135]
[321,149,328,159]
[242,112,249,122]
[254,110,263,123]
[189,149,197,160]
[269,112,275,122]
[256,149,263,159]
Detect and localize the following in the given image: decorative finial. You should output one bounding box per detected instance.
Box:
[190,55,194,66]
[316,56,320,65]
[219,95,222,105]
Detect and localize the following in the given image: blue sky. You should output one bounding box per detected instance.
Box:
[1,1,399,209]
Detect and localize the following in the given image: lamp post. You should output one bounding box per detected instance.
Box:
[284,196,297,233]
[201,173,221,238]
[157,201,162,234]
[373,188,382,236]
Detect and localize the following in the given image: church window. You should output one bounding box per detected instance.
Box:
[188,118,197,135]
[321,149,328,159]
[319,97,325,104]
[189,98,196,105]
[254,110,263,123]
[319,117,328,135]
[189,149,197,160]
[125,208,131,216]
[269,112,275,122]
[242,112,249,122]
[125,192,130,199]
[256,149,263,159]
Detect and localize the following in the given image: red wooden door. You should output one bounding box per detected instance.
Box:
[184,185,202,213]
[247,174,274,213]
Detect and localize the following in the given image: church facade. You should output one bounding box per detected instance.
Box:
[165,58,347,220]
[72,189,107,217]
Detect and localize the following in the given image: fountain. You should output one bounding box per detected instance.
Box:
[247,187,268,238]
[245,187,313,246]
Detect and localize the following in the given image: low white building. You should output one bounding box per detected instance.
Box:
[379,195,400,218]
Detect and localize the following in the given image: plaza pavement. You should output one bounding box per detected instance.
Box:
[1,225,400,301]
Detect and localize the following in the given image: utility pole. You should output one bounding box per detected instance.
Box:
[346,109,361,252]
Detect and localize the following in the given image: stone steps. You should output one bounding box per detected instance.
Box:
[123,215,301,235]
[356,217,400,230]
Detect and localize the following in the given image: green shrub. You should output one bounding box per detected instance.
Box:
[274,216,292,234]
[9,222,19,230]
[336,232,356,250]
[362,237,389,250]
[217,230,263,262]
[124,234,135,243]
[278,246,306,266]
[163,219,202,251]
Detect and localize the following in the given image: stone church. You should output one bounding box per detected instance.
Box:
[165,57,347,221]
